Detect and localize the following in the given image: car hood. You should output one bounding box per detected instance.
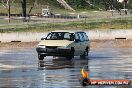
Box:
[38,40,74,47]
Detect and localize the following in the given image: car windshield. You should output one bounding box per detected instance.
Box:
[46,32,75,41]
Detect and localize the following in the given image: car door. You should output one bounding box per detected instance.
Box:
[73,32,85,55]
[72,32,80,55]
[78,32,86,55]
[82,32,89,48]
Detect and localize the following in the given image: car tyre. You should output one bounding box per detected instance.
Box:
[80,47,89,58]
[80,51,87,58]
[66,47,74,60]
[86,47,89,56]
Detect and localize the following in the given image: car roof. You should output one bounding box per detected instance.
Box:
[51,30,85,33]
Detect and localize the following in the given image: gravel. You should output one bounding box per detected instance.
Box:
[0,40,132,49]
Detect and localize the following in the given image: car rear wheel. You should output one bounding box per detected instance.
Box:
[84,46,89,56]
[80,47,89,58]
[80,51,87,58]
[38,54,44,60]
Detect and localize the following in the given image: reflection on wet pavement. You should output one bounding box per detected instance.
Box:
[0,46,132,88]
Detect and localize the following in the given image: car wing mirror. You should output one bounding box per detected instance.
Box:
[41,37,45,40]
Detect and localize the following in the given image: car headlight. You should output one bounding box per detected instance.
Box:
[37,45,46,48]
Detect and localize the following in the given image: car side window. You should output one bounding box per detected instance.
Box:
[83,33,89,41]
[75,33,80,40]
[80,32,85,41]
[78,33,82,42]
[77,32,84,42]
[75,32,89,42]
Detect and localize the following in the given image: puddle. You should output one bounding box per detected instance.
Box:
[0,41,132,88]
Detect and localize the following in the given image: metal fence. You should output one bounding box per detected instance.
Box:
[0,10,131,30]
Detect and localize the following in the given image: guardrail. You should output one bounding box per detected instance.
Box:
[0,30,132,42]
[0,13,22,17]
[0,13,89,19]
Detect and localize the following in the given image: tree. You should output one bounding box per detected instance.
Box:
[1,0,12,23]
[1,0,17,23]
[21,0,40,22]
[28,0,36,15]
[27,0,37,22]
[65,0,88,9]
[21,0,26,21]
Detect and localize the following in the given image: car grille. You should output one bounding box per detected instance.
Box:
[46,46,57,49]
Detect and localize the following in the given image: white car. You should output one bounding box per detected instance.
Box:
[36,30,90,60]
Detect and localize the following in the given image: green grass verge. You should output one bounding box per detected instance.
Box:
[0,18,132,33]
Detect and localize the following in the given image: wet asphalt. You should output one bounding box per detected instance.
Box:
[0,44,132,88]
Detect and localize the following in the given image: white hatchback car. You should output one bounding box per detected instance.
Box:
[36,30,90,60]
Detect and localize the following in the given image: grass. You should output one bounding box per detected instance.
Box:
[0,18,132,33]
[0,3,71,15]
[0,3,131,33]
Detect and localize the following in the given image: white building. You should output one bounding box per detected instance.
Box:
[118,0,124,2]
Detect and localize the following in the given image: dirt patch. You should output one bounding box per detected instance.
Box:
[0,42,38,49]
[90,40,132,48]
[0,40,132,49]
[114,40,132,48]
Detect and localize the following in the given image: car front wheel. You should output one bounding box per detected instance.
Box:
[66,56,73,60]
[66,47,74,60]
[38,54,44,60]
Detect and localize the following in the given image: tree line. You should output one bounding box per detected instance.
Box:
[1,0,131,10]
[0,0,131,23]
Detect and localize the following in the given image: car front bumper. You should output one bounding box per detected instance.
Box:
[36,47,72,57]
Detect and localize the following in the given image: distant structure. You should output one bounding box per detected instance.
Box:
[118,0,130,3]
[57,0,75,11]
[118,0,124,2]
[118,0,129,15]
